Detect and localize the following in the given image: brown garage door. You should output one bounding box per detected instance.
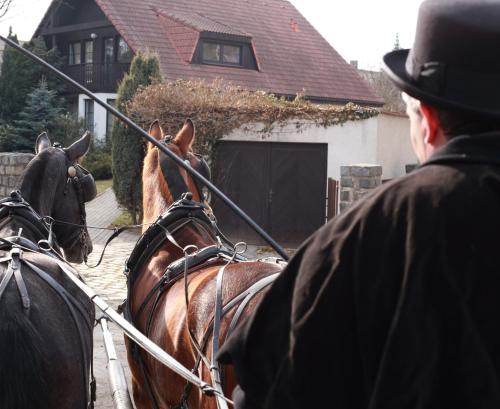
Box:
[213,141,327,248]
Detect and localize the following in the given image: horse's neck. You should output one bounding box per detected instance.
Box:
[157,221,216,269]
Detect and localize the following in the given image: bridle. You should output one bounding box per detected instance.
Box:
[157,136,211,203]
[55,153,97,262]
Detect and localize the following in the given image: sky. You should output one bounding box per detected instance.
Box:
[0,0,423,70]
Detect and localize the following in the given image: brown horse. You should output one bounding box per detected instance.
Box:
[126,119,283,409]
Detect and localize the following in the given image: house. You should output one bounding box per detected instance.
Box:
[34,0,405,246]
[34,0,383,143]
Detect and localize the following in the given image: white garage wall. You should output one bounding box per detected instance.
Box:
[376,112,417,180]
[223,113,414,181]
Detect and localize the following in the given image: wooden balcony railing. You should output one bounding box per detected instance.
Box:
[62,63,130,93]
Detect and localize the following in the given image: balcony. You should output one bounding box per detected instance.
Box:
[62,63,130,93]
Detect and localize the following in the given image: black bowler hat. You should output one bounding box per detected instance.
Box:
[383,0,500,117]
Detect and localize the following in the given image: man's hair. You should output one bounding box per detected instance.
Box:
[402,93,500,138]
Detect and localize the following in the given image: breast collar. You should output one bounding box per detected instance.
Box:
[158,137,211,202]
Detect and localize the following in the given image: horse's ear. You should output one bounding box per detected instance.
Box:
[64,131,92,162]
[149,120,163,140]
[174,119,195,154]
[35,132,51,153]
[148,120,163,150]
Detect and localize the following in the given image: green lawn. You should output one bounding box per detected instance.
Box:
[95,179,112,195]
[111,211,135,226]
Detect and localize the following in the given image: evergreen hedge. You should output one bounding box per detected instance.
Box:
[111,51,162,223]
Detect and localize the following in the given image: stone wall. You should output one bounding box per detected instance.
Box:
[339,164,382,212]
[0,153,34,197]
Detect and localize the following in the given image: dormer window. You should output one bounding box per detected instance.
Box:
[202,41,242,66]
[157,9,259,70]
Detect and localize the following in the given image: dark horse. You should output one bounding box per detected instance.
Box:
[125,120,284,409]
[0,132,96,409]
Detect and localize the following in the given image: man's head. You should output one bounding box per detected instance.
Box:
[402,93,500,162]
[383,0,500,160]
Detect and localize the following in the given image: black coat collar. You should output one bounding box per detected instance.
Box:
[423,131,500,168]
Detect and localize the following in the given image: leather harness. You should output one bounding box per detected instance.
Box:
[126,138,282,408]
[0,192,96,409]
[124,195,282,409]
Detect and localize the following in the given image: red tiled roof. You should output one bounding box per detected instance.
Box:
[158,14,199,63]
[93,0,383,105]
[156,8,250,38]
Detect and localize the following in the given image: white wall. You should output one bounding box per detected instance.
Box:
[224,118,379,180]
[78,93,117,144]
[376,112,417,180]
[223,114,415,181]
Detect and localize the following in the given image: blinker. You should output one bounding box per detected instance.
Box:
[76,164,97,203]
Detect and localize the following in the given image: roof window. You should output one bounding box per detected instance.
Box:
[202,42,242,66]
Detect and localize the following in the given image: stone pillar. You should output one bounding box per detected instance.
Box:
[405,164,418,174]
[0,153,34,198]
[339,164,382,212]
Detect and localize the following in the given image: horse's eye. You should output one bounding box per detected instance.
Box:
[68,166,77,177]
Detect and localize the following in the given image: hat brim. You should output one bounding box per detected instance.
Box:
[383,49,500,118]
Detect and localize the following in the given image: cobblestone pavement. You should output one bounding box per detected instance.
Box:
[73,188,139,409]
[72,188,288,408]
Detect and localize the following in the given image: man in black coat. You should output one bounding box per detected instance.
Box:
[219,1,500,408]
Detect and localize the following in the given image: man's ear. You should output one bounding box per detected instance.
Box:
[420,103,440,144]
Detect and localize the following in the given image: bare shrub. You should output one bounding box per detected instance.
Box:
[129,79,380,157]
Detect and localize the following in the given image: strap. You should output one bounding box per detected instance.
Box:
[137,351,161,409]
[13,259,30,311]
[0,254,16,299]
[225,274,278,339]
[0,248,31,312]
[183,246,212,370]
[24,259,94,409]
[159,148,189,201]
[179,272,279,407]
[85,226,130,269]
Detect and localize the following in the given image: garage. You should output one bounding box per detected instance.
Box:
[213,141,328,248]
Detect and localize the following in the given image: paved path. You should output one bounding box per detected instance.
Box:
[74,189,139,409]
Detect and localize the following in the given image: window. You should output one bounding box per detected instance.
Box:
[117,37,132,63]
[106,99,116,139]
[84,40,93,64]
[69,42,81,65]
[223,45,241,65]
[202,43,220,63]
[84,99,94,133]
[104,37,115,64]
[202,42,242,66]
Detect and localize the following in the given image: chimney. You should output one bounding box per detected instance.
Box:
[350,60,358,69]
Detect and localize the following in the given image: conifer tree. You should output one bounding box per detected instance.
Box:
[0,30,63,123]
[12,78,63,152]
[111,52,162,223]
